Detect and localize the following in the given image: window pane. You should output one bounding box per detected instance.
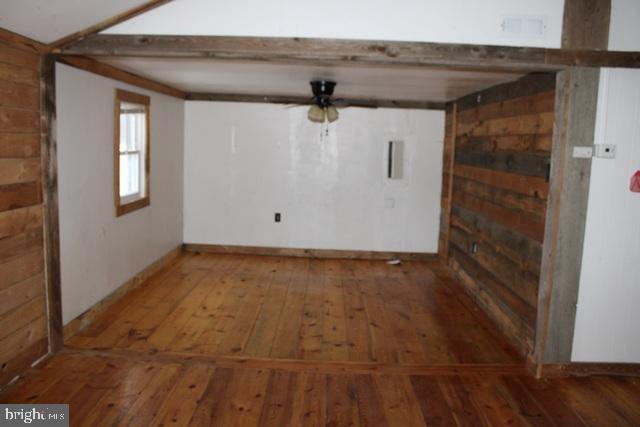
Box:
[119,114,128,152]
[115,91,149,216]
[120,103,145,152]
[120,153,140,197]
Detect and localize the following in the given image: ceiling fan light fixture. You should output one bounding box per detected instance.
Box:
[308,104,325,123]
[326,106,339,123]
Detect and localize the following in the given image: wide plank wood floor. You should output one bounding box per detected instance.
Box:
[2,351,640,426]
[3,253,640,425]
[65,253,520,364]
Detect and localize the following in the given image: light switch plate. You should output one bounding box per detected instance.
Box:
[573,146,594,158]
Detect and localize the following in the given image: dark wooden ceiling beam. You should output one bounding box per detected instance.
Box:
[185,92,446,110]
[48,0,175,50]
[57,35,640,72]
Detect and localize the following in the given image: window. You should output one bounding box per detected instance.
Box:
[114,89,150,216]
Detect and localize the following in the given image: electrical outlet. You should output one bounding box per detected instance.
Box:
[594,144,616,159]
[274,213,281,223]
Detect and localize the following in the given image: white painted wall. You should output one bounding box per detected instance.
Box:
[183,102,444,253]
[56,64,184,324]
[572,0,640,362]
[107,0,564,48]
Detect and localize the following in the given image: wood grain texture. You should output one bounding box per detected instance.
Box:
[0,133,40,158]
[438,103,457,263]
[40,55,63,353]
[0,39,48,387]
[445,73,554,360]
[184,243,437,261]
[59,35,640,71]
[0,28,46,54]
[64,253,520,365]
[535,68,600,366]
[562,0,611,50]
[186,92,446,110]
[534,0,610,371]
[538,362,640,378]
[2,351,640,425]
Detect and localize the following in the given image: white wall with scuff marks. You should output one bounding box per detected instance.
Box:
[56,63,184,324]
[106,0,564,48]
[572,0,640,362]
[183,102,444,253]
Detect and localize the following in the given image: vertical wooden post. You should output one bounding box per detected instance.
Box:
[41,54,63,352]
[440,103,457,264]
[535,67,600,367]
[534,0,610,372]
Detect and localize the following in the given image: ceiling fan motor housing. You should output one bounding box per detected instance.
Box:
[310,80,336,107]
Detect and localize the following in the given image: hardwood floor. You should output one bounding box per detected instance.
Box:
[2,253,640,425]
[65,253,521,364]
[2,351,640,426]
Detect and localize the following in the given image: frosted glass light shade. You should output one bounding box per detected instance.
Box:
[326,106,339,123]
[308,105,325,123]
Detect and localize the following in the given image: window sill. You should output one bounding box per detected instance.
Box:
[116,196,149,217]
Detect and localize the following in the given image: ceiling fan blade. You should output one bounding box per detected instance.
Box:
[332,98,378,109]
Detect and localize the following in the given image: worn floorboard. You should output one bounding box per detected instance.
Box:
[2,254,639,425]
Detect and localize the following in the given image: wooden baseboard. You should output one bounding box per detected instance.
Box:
[183,243,437,261]
[63,245,183,340]
[536,362,640,378]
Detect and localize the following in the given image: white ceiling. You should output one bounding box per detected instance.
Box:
[0,0,149,43]
[97,57,523,102]
[106,0,564,48]
[1,0,533,102]
[0,0,565,47]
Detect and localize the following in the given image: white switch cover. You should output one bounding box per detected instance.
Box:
[594,144,616,159]
[385,198,395,208]
[573,146,594,159]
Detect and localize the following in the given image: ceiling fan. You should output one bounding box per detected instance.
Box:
[304,80,376,124]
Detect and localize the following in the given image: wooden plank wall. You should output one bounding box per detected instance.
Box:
[0,39,49,385]
[443,73,556,358]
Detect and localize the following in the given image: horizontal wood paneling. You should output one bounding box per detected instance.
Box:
[0,182,42,213]
[0,249,44,291]
[0,296,46,341]
[0,80,40,110]
[0,273,44,315]
[445,73,554,358]
[0,43,40,69]
[454,164,548,199]
[0,62,39,87]
[0,315,47,364]
[0,158,41,185]
[0,133,40,158]
[0,205,43,240]
[0,228,43,262]
[0,108,40,133]
[0,39,47,386]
